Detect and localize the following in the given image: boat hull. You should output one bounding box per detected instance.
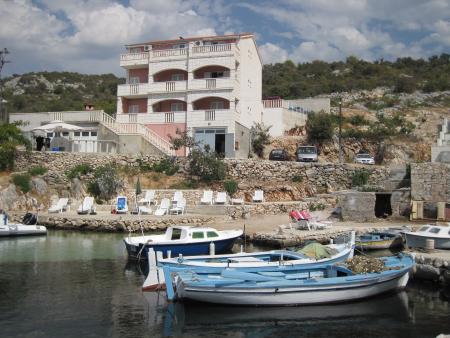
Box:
[177,271,410,306]
[0,224,47,237]
[124,236,239,259]
[404,232,450,249]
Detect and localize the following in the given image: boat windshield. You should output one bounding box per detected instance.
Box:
[419,226,430,232]
[171,228,182,240]
[429,227,441,234]
[207,231,219,238]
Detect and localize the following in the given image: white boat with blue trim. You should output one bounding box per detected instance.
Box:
[164,254,414,306]
[403,224,450,249]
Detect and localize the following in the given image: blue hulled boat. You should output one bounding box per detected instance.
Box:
[123,225,242,260]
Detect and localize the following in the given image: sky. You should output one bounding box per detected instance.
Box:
[1,0,450,77]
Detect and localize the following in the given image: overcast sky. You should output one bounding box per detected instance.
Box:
[1,0,450,77]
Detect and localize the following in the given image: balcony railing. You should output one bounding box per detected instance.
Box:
[205,110,215,121]
[117,83,149,96]
[192,44,232,54]
[119,52,149,67]
[190,77,233,90]
[189,109,232,124]
[149,80,187,92]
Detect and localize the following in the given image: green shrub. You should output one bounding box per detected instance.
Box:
[151,157,179,176]
[188,148,226,182]
[66,163,93,179]
[351,169,370,187]
[251,123,271,158]
[12,173,31,193]
[28,166,47,176]
[87,165,123,200]
[309,203,325,211]
[169,180,199,189]
[292,175,303,183]
[357,185,379,192]
[306,111,336,142]
[223,180,238,198]
[0,122,31,171]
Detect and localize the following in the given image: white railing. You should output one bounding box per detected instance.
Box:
[190,77,233,90]
[151,48,187,58]
[120,52,149,62]
[149,81,187,92]
[206,79,216,89]
[139,124,175,155]
[165,112,174,123]
[117,83,149,96]
[128,114,138,123]
[192,44,232,54]
[262,99,283,108]
[166,81,176,92]
[205,110,215,121]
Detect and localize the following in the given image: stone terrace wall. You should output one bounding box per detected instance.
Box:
[411,162,450,202]
[16,152,389,192]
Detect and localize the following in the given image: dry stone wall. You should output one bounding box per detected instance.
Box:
[411,162,450,202]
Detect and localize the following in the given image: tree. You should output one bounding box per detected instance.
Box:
[251,123,271,158]
[305,111,335,143]
[168,128,198,151]
[188,147,226,182]
[87,165,123,201]
[0,122,31,171]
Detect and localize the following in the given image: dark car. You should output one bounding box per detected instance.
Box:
[269,149,290,161]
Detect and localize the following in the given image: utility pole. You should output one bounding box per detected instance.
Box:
[338,99,343,163]
[0,48,11,123]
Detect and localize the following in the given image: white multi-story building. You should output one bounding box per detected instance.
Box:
[116,33,263,158]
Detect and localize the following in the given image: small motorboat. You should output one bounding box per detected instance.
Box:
[123,225,243,260]
[403,224,450,249]
[164,254,414,306]
[0,212,47,237]
[356,232,403,250]
[142,232,355,290]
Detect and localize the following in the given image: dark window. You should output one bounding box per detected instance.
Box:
[419,226,430,232]
[62,132,69,137]
[192,232,204,239]
[429,227,441,234]
[91,131,97,137]
[74,132,80,137]
[207,231,219,238]
[171,229,182,240]
[46,132,53,137]
[82,132,89,137]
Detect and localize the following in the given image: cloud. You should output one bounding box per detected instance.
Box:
[259,43,289,64]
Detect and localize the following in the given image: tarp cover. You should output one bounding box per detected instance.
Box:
[297,242,338,259]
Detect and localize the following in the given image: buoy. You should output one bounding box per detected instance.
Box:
[209,242,215,255]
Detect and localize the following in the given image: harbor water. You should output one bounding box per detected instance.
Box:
[0,231,449,338]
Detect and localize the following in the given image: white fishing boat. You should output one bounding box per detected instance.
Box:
[124,225,243,260]
[403,224,450,249]
[164,254,414,306]
[0,213,47,237]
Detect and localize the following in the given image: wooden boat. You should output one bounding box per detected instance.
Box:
[123,225,243,260]
[355,232,403,250]
[164,254,414,306]
[403,224,450,249]
[142,233,355,291]
[0,213,47,237]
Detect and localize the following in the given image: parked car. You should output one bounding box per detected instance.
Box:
[269,148,290,161]
[354,153,375,165]
[296,146,318,162]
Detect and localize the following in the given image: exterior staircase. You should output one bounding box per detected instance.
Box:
[50,110,175,156]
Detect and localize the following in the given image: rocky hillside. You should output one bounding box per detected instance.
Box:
[1,72,124,115]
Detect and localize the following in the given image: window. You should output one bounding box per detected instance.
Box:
[74,132,80,137]
[46,132,53,137]
[211,72,224,78]
[172,44,186,49]
[129,105,139,114]
[419,226,430,232]
[91,131,97,137]
[129,47,141,53]
[192,232,204,239]
[235,141,240,150]
[129,76,140,84]
[171,74,184,81]
[82,132,89,137]
[62,132,69,137]
[429,228,441,234]
[171,228,182,240]
[171,102,184,111]
[207,231,219,238]
[210,101,224,109]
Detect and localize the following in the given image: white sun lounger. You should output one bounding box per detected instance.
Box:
[77,197,95,215]
[48,198,69,213]
[138,205,152,215]
[154,198,170,216]
[252,190,264,203]
[200,190,214,205]
[139,190,156,206]
[215,192,227,205]
[170,198,186,215]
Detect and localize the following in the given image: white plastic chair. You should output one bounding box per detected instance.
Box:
[138,205,152,215]
[252,190,264,203]
[77,197,95,215]
[139,190,156,206]
[48,198,69,213]
[154,198,170,216]
[215,192,227,205]
[172,191,183,204]
[170,198,186,215]
[200,190,214,205]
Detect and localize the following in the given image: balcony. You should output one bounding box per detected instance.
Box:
[191,44,239,59]
[150,48,188,62]
[189,77,234,91]
[149,81,187,93]
[188,109,234,126]
[120,52,149,67]
[117,83,149,97]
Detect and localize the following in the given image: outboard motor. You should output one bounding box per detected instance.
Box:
[23,213,37,225]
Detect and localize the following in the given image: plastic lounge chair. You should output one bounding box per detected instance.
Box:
[252,190,264,203]
[154,198,170,216]
[48,198,69,213]
[116,196,128,214]
[138,205,152,215]
[215,192,227,205]
[172,191,183,206]
[200,190,214,205]
[138,190,156,206]
[170,198,186,215]
[77,197,95,215]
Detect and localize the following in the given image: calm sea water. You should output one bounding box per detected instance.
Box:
[0,231,449,338]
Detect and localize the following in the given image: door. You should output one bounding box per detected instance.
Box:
[224,133,235,158]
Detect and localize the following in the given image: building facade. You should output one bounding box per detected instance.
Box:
[116,33,263,158]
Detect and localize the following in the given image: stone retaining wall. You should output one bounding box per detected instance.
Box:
[411,162,450,202]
